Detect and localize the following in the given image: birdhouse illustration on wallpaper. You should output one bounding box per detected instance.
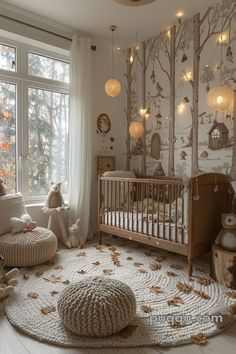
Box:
[208,121,229,150]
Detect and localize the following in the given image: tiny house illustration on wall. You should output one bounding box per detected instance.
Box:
[208,121,229,150]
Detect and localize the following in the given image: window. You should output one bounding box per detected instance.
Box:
[212,129,221,138]
[0,38,69,201]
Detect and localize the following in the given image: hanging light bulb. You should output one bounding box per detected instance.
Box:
[145,107,151,118]
[105,25,122,97]
[129,121,144,139]
[207,85,233,112]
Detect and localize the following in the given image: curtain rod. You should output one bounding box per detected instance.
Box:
[0,13,97,50]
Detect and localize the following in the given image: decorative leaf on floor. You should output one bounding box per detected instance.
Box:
[149,262,161,271]
[195,265,205,273]
[225,291,236,299]
[95,245,105,252]
[170,263,183,270]
[93,261,100,266]
[41,305,56,315]
[22,274,29,280]
[167,271,177,277]
[197,278,214,286]
[111,253,121,267]
[108,246,117,252]
[118,325,138,338]
[191,332,208,345]
[194,290,211,300]
[139,268,147,274]
[103,269,113,275]
[77,269,86,274]
[149,286,162,294]
[141,305,152,313]
[62,280,70,285]
[27,292,38,299]
[155,255,166,262]
[177,282,192,294]
[167,296,184,306]
[50,290,59,297]
[76,252,86,257]
[127,257,133,260]
[43,274,61,284]
[54,265,64,270]
[45,259,56,266]
[134,262,143,268]
[35,271,43,277]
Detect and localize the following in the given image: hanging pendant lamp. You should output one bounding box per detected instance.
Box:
[105,25,121,97]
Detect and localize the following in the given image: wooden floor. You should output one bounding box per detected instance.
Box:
[0,309,235,354]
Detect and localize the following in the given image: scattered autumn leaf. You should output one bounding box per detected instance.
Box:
[167,296,184,306]
[76,252,86,257]
[127,257,133,261]
[50,290,59,296]
[93,261,100,266]
[170,263,183,270]
[62,280,70,285]
[27,292,38,299]
[191,333,207,345]
[77,269,86,274]
[103,269,113,275]
[177,282,192,294]
[43,274,61,284]
[141,305,152,313]
[155,255,166,262]
[118,325,138,338]
[22,274,29,280]
[54,265,64,270]
[108,246,117,252]
[167,271,177,277]
[41,305,56,315]
[111,253,121,267]
[197,278,214,286]
[139,268,147,274]
[149,286,162,294]
[149,262,161,271]
[194,290,211,300]
[195,266,205,273]
[134,262,143,268]
[225,291,236,299]
[45,259,56,266]
[95,245,104,252]
[35,271,43,277]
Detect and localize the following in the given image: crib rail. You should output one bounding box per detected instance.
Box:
[98,176,186,246]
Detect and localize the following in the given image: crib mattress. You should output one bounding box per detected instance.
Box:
[104,211,188,245]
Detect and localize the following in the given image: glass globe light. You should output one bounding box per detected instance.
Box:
[129,121,144,139]
[207,85,233,112]
[105,79,121,97]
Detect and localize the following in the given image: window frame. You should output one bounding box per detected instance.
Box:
[0,36,69,203]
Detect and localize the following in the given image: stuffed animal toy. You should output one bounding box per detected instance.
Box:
[0,258,19,303]
[208,303,236,329]
[10,214,37,234]
[43,182,65,210]
[66,218,82,248]
[0,178,6,197]
[215,213,236,252]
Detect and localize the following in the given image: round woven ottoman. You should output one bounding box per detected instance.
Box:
[57,276,136,337]
[0,227,57,267]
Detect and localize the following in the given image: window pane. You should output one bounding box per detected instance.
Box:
[28,53,69,83]
[0,81,16,193]
[28,88,69,197]
[0,44,16,71]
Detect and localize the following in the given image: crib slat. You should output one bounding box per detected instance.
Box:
[118,181,121,228]
[110,180,113,227]
[169,184,172,241]
[157,184,160,236]
[132,183,134,232]
[163,184,166,240]
[152,183,154,237]
[181,186,184,244]
[114,181,117,227]
[123,181,125,229]
[175,185,178,243]
[136,184,138,234]
[128,181,130,230]
[141,183,144,234]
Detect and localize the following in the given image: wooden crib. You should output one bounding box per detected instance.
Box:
[98,173,233,276]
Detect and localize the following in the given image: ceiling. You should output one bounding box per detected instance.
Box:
[2,0,217,45]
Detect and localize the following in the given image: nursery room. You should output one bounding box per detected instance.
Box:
[0,0,236,353]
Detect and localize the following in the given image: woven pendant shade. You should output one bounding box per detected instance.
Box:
[129,121,144,138]
[207,85,233,112]
[105,79,121,97]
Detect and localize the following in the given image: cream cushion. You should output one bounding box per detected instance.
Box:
[0,227,57,267]
[57,276,136,337]
[0,193,27,235]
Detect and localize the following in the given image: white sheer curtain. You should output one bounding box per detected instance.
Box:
[69,35,93,243]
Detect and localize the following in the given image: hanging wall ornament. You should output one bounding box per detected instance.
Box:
[226,19,233,63]
[181,53,188,63]
[150,59,156,84]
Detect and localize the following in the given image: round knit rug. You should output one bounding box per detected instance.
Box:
[4,236,234,348]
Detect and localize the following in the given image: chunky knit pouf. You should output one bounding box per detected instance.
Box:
[0,227,58,267]
[57,276,136,337]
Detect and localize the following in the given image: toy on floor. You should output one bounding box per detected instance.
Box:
[0,255,19,303]
[43,182,65,211]
[66,218,82,248]
[10,214,37,234]
[0,178,6,197]
[215,213,236,251]
[208,303,236,329]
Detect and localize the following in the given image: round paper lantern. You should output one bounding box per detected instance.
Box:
[105,79,121,97]
[207,85,233,112]
[129,121,144,139]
